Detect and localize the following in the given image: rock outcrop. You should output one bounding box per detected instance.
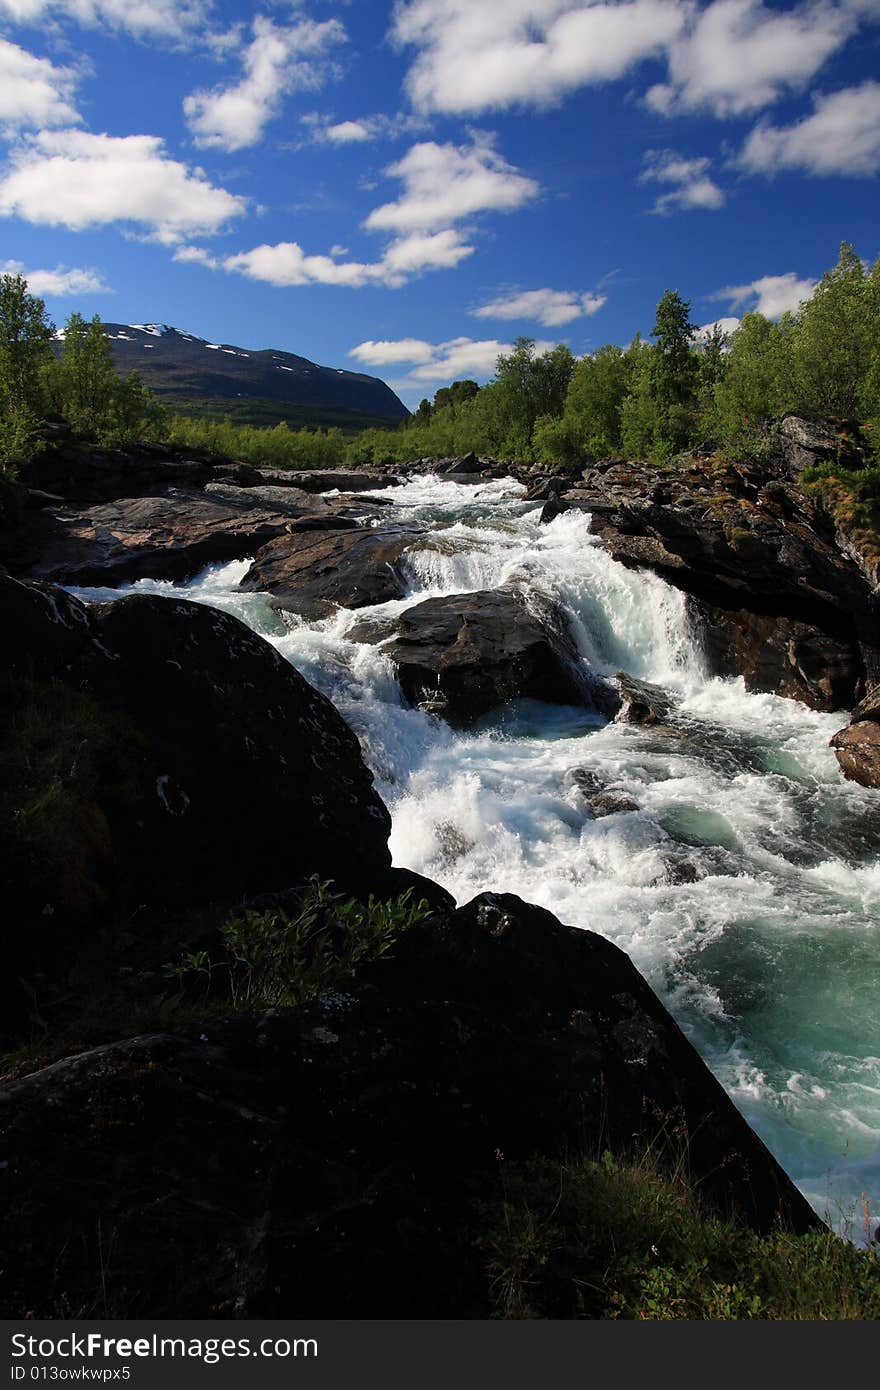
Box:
[239,524,424,613]
[0,892,819,1318]
[0,573,391,1024]
[545,454,877,710]
[830,689,880,787]
[350,587,620,725]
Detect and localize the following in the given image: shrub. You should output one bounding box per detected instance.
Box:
[169,877,431,1011]
[480,1151,880,1319]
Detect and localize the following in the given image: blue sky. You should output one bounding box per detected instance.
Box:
[0,1,878,408]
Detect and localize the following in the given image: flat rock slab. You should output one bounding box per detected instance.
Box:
[350,586,620,725]
[12,492,315,586]
[240,523,424,611]
[279,469,401,493]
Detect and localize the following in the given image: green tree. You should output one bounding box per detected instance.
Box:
[0,273,55,469]
[792,242,879,417]
[55,313,120,436]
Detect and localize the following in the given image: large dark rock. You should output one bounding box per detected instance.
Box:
[0,574,392,1014]
[561,456,877,708]
[239,524,424,612]
[8,492,308,585]
[0,892,819,1318]
[699,607,862,712]
[278,469,400,493]
[612,671,675,725]
[350,587,620,725]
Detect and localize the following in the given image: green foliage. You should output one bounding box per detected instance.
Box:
[166,412,348,469]
[169,878,431,1011]
[0,273,55,472]
[481,1152,880,1319]
[791,242,879,418]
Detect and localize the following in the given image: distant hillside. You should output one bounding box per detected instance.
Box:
[86,324,410,431]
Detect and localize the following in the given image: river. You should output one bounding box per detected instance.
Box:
[71,471,880,1240]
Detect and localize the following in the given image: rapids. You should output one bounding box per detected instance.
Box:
[71,472,880,1239]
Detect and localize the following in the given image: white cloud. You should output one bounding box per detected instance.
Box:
[392,0,686,114]
[350,338,438,365]
[646,0,858,118]
[712,272,817,317]
[0,38,81,132]
[350,334,558,381]
[184,16,346,151]
[739,81,880,176]
[0,0,209,40]
[300,109,429,146]
[697,316,742,338]
[0,129,247,244]
[220,227,473,290]
[472,286,605,326]
[0,258,110,295]
[640,149,725,212]
[365,136,539,233]
[323,119,373,143]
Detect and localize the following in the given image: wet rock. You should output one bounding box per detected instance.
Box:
[0,891,819,1317]
[830,690,880,787]
[570,770,639,817]
[540,496,571,525]
[613,671,675,725]
[699,607,863,712]
[351,587,620,726]
[563,454,876,710]
[240,524,424,611]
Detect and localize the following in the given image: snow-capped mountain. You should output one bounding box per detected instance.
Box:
[95,324,409,427]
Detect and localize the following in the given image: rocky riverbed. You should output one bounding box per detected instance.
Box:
[1,421,879,1314]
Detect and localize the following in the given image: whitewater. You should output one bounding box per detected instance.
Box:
[72,472,880,1238]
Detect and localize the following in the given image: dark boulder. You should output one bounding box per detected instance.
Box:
[612,671,675,725]
[0,892,819,1318]
[564,455,876,710]
[699,606,862,712]
[350,587,620,725]
[239,524,424,612]
[279,469,401,493]
[0,574,392,1019]
[570,769,640,817]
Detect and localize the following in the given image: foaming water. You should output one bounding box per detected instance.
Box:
[71,472,880,1236]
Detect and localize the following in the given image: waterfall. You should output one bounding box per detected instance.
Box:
[70,471,880,1241]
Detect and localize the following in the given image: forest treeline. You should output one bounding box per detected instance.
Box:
[1,242,878,482]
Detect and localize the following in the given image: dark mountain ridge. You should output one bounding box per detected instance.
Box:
[74,323,409,430]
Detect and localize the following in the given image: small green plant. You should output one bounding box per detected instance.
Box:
[170,877,430,1012]
[480,1150,880,1319]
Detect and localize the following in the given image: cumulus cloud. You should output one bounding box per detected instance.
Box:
[0,38,82,132]
[0,258,110,295]
[739,81,880,176]
[392,0,686,114]
[221,227,473,289]
[0,129,247,244]
[184,16,346,151]
[350,334,558,381]
[365,137,539,233]
[639,149,725,212]
[300,110,429,146]
[712,272,817,317]
[696,316,742,339]
[471,286,605,326]
[645,0,858,117]
[0,0,209,39]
